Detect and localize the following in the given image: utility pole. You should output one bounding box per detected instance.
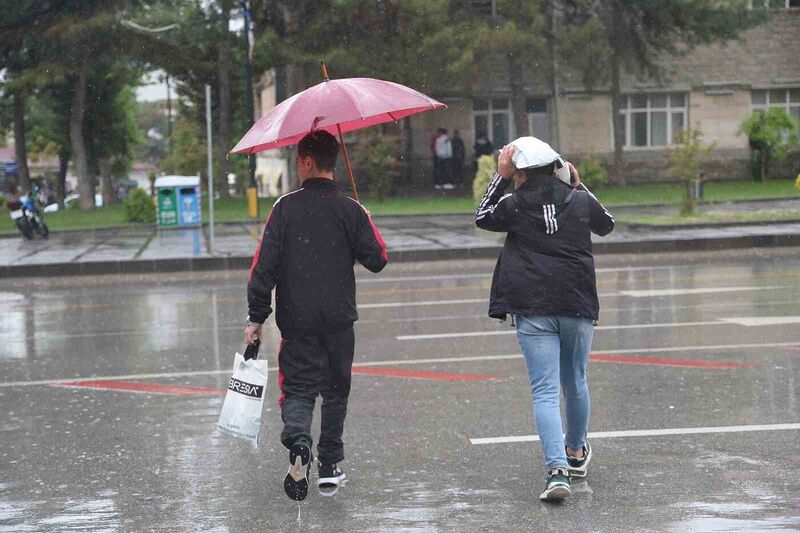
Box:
[241,1,259,219]
[206,84,215,254]
[166,73,173,154]
[549,0,561,151]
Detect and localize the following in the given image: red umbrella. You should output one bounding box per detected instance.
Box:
[231,63,446,201]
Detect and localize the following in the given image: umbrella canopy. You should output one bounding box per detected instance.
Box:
[231,77,446,155]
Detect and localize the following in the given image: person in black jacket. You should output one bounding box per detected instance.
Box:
[245,130,388,501]
[475,137,614,502]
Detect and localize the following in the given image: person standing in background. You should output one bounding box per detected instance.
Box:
[451,129,466,187]
[435,128,454,190]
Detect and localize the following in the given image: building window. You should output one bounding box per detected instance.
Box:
[749,0,800,7]
[752,88,800,124]
[473,98,511,149]
[527,98,550,144]
[619,93,687,148]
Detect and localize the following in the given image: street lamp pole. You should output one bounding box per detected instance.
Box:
[241,1,259,219]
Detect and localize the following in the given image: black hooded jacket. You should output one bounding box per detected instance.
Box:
[475,173,614,321]
[247,178,388,337]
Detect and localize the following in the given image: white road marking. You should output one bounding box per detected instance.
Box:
[620,286,783,298]
[356,266,678,284]
[359,273,490,283]
[3,339,798,389]
[469,423,800,445]
[719,316,800,327]
[360,298,486,309]
[396,320,722,341]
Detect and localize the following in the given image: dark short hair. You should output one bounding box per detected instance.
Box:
[297,131,339,171]
[523,162,556,180]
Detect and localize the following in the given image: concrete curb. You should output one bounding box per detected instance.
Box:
[2,232,798,279]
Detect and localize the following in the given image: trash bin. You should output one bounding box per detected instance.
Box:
[155,176,201,227]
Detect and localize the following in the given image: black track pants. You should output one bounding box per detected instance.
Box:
[278,327,355,465]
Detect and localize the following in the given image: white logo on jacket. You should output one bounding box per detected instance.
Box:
[543,204,558,234]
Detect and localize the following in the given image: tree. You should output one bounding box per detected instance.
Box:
[668,126,714,215]
[160,114,207,178]
[127,0,247,198]
[248,0,487,184]
[25,83,73,208]
[561,0,764,185]
[484,1,549,139]
[741,109,800,182]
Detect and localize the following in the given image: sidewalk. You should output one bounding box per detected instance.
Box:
[1,211,798,277]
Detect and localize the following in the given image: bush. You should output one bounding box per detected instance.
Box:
[576,155,608,190]
[472,154,498,205]
[355,134,405,202]
[741,108,800,182]
[124,188,156,223]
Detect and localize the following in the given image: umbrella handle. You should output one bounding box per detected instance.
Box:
[336,124,359,203]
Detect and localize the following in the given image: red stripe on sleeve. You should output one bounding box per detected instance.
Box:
[367,214,388,262]
[248,208,275,282]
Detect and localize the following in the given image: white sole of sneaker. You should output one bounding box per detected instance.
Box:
[540,484,571,501]
[318,472,346,488]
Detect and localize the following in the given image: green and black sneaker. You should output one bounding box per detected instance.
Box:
[566,442,592,479]
[539,468,571,501]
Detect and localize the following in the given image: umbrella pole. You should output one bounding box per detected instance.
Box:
[336,123,360,203]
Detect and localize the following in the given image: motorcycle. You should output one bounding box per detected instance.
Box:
[7,190,49,240]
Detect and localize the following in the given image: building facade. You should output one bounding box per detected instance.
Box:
[410,5,800,183]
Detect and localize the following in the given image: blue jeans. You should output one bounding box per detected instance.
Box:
[515,315,594,469]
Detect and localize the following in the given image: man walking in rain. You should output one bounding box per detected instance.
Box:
[244,130,388,501]
[475,137,614,501]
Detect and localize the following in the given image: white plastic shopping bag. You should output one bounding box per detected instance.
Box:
[217,340,268,446]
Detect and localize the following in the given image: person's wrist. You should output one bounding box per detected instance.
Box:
[498,169,514,180]
[246,315,263,328]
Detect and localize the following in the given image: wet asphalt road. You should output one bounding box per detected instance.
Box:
[1,248,799,532]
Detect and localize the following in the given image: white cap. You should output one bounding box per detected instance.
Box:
[510,136,571,185]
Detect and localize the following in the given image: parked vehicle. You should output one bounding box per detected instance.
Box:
[7,191,49,240]
[43,193,103,213]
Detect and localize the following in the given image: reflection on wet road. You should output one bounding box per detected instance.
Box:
[1,248,799,532]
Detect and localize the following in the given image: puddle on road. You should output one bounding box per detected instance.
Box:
[669,499,800,532]
[0,493,120,533]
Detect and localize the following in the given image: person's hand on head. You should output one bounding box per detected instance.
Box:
[567,162,581,189]
[498,145,517,180]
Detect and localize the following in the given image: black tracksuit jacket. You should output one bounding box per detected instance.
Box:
[247,178,388,337]
[475,173,615,321]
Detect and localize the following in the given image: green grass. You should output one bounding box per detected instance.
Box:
[596,179,800,206]
[617,209,800,226]
[1,179,797,235]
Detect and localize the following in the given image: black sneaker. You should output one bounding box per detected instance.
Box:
[318,462,347,488]
[539,468,571,501]
[566,442,592,479]
[284,444,312,501]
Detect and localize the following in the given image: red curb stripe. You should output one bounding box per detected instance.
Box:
[589,354,753,369]
[55,380,224,396]
[352,366,495,381]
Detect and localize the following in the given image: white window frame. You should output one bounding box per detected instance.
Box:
[620,93,688,149]
[751,88,800,123]
[473,98,512,149]
[526,97,550,143]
